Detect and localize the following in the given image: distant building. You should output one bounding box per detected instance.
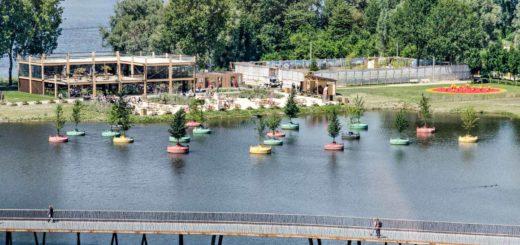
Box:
[195,72,242,90]
[17,52,196,98]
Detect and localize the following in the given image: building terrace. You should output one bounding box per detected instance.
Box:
[17,52,197,98]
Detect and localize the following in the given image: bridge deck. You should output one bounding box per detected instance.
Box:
[1,210,519,245]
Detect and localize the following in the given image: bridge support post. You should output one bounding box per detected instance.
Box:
[308,238,313,245]
[110,233,118,245]
[5,232,12,245]
[42,232,46,245]
[346,241,351,245]
[178,234,184,245]
[217,235,223,245]
[76,233,80,245]
[141,234,148,245]
[317,239,322,245]
[356,241,361,245]
[33,232,38,245]
[210,235,216,245]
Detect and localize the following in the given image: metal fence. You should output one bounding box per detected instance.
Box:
[315,65,471,86]
[1,210,519,237]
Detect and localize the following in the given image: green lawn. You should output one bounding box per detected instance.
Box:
[2,91,54,102]
[337,83,520,117]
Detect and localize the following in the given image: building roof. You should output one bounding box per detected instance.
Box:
[18,53,196,66]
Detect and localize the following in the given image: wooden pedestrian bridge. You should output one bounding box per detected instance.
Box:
[1,209,519,245]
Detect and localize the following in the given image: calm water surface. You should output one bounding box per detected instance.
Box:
[0,112,519,244]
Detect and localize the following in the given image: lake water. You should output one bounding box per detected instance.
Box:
[0,112,519,244]
[0,0,117,78]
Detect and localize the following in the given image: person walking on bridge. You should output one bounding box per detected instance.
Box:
[48,205,54,223]
[373,218,382,238]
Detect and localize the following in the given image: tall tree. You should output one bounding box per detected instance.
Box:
[159,0,229,67]
[389,0,437,61]
[100,0,163,54]
[0,0,62,86]
[1,0,30,86]
[426,0,485,63]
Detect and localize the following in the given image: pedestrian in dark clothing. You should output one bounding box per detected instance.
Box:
[48,205,54,223]
[373,218,382,238]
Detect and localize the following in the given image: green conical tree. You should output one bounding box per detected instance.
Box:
[55,104,65,136]
[284,89,300,124]
[189,99,205,124]
[418,93,432,127]
[265,113,282,138]
[349,95,365,124]
[169,109,187,146]
[460,107,479,136]
[112,95,132,137]
[394,109,410,138]
[71,100,84,131]
[327,108,342,143]
[255,115,266,144]
[107,103,118,131]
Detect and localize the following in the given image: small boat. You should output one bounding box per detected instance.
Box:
[263,138,284,146]
[249,145,272,154]
[281,122,299,130]
[459,135,478,143]
[342,132,360,140]
[186,121,201,127]
[169,136,191,143]
[324,143,344,151]
[266,131,286,138]
[167,145,189,154]
[193,127,212,134]
[49,135,68,143]
[416,127,436,133]
[66,130,86,136]
[390,138,410,145]
[113,136,134,144]
[102,130,121,137]
[349,123,368,130]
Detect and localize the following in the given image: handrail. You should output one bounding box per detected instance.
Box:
[0,210,519,237]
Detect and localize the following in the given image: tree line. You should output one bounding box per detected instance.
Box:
[101,0,520,70]
[0,0,63,85]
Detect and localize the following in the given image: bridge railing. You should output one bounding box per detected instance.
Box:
[0,210,519,237]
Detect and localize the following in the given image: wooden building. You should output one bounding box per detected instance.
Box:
[17,52,196,98]
[195,72,242,90]
[301,73,337,101]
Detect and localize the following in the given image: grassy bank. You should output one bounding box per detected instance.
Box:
[337,83,520,118]
[0,101,346,124]
[1,91,54,102]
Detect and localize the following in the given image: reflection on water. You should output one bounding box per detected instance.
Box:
[1,112,520,245]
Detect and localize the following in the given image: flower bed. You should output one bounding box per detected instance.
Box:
[428,84,505,94]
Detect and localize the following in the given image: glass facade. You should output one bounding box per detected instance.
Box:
[147,66,169,80]
[19,64,30,77]
[31,65,42,79]
[44,65,65,78]
[172,65,194,78]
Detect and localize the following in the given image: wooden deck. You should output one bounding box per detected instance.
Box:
[1,210,519,244]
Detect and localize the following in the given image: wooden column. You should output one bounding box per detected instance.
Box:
[33,232,39,245]
[210,235,216,245]
[66,53,70,98]
[143,58,148,98]
[217,235,223,245]
[17,55,21,92]
[54,75,58,98]
[29,55,33,94]
[308,238,313,245]
[117,51,122,93]
[41,54,45,95]
[168,57,173,94]
[92,52,97,97]
[131,57,135,78]
[76,233,80,245]
[5,231,13,245]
